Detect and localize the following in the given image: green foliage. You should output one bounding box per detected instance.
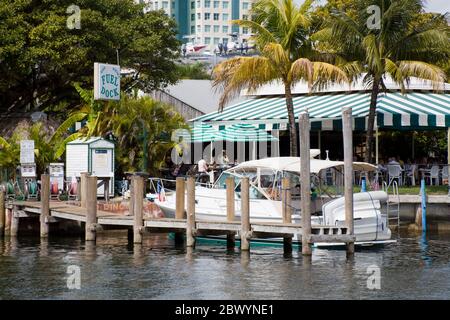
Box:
[0,0,180,113]
[0,121,65,176]
[112,96,187,176]
[176,63,212,80]
[313,0,449,162]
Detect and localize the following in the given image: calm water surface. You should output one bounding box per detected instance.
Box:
[1,233,449,299]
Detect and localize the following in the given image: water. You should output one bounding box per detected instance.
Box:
[1,233,449,300]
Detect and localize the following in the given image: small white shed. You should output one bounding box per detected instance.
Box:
[66,137,115,197]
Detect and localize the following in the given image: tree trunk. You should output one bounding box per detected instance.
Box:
[284,82,298,157]
[365,77,381,163]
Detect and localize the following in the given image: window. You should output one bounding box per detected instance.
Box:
[204,25,211,32]
[242,2,249,10]
[213,1,220,8]
[214,37,220,44]
[222,13,229,21]
[197,1,200,7]
[205,0,211,8]
[191,26,195,34]
[204,12,210,20]
[205,37,211,44]
[222,1,229,9]
[197,13,201,19]
[191,13,195,21]
[222,25,228,33]
[242,14,248,20]
[242,27,249,34]
[223,37,228,44]
[213,25,220,33]
[213,13,219,20]
[162,1,168,9]
[197,25,201,33]
[191,1,195,9]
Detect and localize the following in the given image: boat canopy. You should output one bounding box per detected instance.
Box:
[231,157,376,174]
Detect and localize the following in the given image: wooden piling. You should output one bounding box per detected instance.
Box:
[0,191,5,236]
[85,175,97,241]
[132,175,144,244]
[240,177,251,251]
[175,177,185,244]
[342,107,355,255]
[40,174,50,238]
[11,206,19,236]
[4,208,11,237]
[299,112,312,255]
[226,177,236,249]
[281,177,292,252]
[80,172,89,208]
[186,177,196,247]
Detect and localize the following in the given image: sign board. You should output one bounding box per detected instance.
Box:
[20,140,35,164]
[20,163,36,178]
[94,63,121,101]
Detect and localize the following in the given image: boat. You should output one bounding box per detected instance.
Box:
[151,156,395,247]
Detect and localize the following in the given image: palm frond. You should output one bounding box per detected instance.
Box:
[49,112,87,145]
[54,133,82,159]
[0,136,11,149]
[398,61,446,91]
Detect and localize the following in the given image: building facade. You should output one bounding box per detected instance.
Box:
[140,0,256,50]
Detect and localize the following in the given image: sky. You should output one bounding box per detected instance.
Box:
[294,0,450,14]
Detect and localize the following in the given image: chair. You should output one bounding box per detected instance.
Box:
[404,164,417,186]
[387,165,403,187]
[441,165,449,184]
[424,165,440,185]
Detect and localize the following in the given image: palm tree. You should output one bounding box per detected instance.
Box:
[112,95,186,175]
[317,0,448,162]
[212,0,348,156]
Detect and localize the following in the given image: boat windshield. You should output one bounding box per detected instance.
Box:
[215,169,278,200]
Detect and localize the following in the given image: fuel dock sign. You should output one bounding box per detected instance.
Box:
[94,63,120,100]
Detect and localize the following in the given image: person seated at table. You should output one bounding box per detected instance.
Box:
[198,158,209,173]
[396,156,405,167]
[217,150,230,166]
[388,157,401,166]
[377,160,387,172]
[197,158,211,183]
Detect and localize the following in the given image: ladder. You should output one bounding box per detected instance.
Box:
[382,180,400,231]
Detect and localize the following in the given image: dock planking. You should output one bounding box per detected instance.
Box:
[5,198,353,244]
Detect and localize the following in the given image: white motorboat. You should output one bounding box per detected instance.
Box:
[152,157,394,246]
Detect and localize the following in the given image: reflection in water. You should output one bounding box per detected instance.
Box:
[0,234,450,299]
[419,232,432,267]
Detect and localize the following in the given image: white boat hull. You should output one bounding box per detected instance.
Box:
[154,188,393,246]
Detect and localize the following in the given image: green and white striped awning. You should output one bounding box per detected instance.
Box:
[175,122,278,142]
[176,123,223,142]
[218,123,278,142]
[191,92,450,130]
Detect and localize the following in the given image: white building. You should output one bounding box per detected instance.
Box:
[140,0,256,50]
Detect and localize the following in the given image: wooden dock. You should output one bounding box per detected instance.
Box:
[0,109,357,256]
[0,174,355,254]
